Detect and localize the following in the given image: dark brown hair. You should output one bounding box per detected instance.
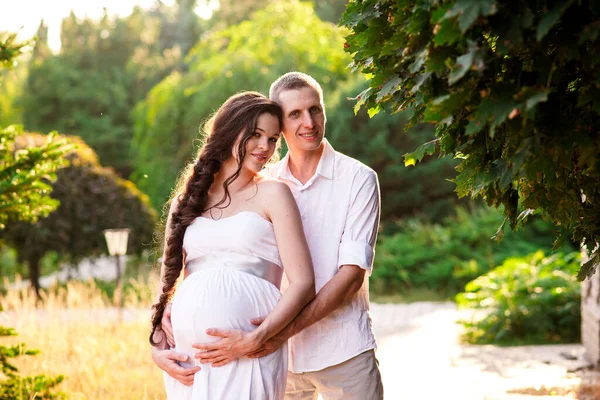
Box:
[149,91,282,345]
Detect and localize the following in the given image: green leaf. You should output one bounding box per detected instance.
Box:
[491,217,508,243]
[465,118,485,136]
[578,253,600,281]
[350,87,373,115]
[536,5,563,42]
[368,104,382,118]
[376,76,402,102]
[448,42,483,85]
[442,0,499,33]
[406,9,430,34]
[525,90,549,110]
[433,19,462,46]
[404,139,438,166]
[341,3,381,28]
[411,72,432,94]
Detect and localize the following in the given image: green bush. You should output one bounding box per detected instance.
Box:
[456,251,581,345]
[0,326,65,399]
[372,206,574,296]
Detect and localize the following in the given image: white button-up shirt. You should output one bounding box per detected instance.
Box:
[263,139,381,373]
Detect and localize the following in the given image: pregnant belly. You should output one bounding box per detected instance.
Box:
[170,268,281,351]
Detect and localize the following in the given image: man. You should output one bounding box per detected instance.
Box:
[155,72,383,399]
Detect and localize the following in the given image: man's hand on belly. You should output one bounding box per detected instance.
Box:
[192,328,263,367]
[152,349,200,386]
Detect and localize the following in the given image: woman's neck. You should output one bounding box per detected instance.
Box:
[212,158,255,194]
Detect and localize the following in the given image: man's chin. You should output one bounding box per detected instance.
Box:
[294,138,324,153]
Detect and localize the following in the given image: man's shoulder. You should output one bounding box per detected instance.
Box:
[332,148,377,180]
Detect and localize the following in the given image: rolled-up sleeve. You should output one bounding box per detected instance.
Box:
[337,169,381,273]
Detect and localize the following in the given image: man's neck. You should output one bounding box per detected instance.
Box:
[287,144,325,185]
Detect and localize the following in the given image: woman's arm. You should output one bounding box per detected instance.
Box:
[193,181,315,366]
[250,180,315,342]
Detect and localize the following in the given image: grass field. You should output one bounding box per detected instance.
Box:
[1,275,165,399]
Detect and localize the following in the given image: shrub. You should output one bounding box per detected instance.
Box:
[456,251,581,345]
[0,326,65,399]
[372,206,574,296]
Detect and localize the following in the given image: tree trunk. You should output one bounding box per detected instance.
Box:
[115,255,123,309]
[28,254,42,300]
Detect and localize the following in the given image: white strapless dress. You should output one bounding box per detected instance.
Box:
[164,211,287,400]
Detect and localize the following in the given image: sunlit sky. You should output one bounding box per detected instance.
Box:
[1,0,217,52]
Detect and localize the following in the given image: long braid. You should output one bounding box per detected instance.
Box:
[149,150,221,345]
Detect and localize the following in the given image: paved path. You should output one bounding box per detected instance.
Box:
[371,302,592,400]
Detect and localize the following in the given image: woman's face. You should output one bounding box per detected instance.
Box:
[234,112,281,173]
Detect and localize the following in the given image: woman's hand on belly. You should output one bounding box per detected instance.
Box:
[192,328,265,367]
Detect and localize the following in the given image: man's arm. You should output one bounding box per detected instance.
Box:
[286,263,364,338]
[246,264,364,359]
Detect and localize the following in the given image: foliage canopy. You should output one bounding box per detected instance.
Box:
[341,0,600,278]
[0,33,72,231]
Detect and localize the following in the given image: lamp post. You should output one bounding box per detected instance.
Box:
[103,228,130,309]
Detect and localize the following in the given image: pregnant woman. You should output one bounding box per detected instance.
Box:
[149,92,315,399]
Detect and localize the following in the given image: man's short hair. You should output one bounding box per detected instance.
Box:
[269,72,324,105]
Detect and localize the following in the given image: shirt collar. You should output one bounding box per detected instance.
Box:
[275,138,335,181]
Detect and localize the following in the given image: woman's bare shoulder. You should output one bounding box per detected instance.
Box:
[256,176,290,193]
[254,177,294,207]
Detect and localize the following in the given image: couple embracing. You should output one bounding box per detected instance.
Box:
[150,72,384,400]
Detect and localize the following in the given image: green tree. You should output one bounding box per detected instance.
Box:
[327,77,461,223]
[21,5,205,177]
[0,29,67,400]
[0,61,26,127]
[0,33,72,230]
[208,0,349,27]
[0,126,72,230]
[132,1,352,208]
[0,28,30,127]
[1,134,157,297]
[341,0,600,276]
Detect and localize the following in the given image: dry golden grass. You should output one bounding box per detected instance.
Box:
[0,275,165,399]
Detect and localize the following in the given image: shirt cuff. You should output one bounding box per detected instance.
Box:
[338,240,374,273]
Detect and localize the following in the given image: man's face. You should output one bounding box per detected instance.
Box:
[278,87,326,155]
